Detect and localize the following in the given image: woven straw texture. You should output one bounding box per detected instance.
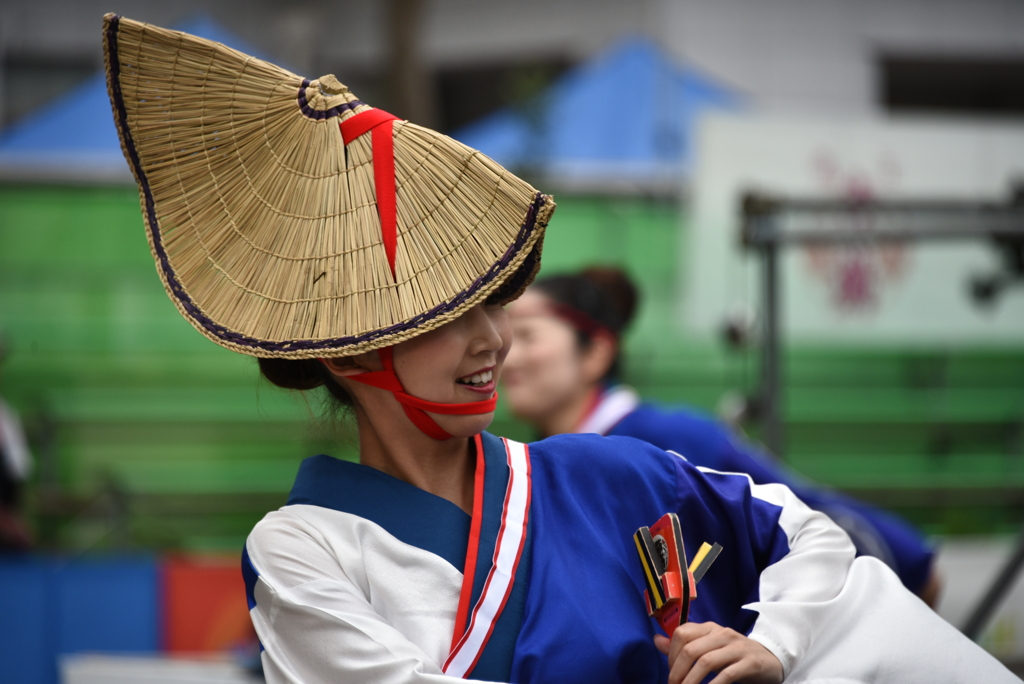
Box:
[103,14,554,358]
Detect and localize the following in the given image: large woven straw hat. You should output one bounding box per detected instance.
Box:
[103,14,554,358]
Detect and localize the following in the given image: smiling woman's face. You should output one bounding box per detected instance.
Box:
[388,302,512,437]
[501,290,588,425]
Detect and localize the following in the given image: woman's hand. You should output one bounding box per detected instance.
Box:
[654,621,784,684]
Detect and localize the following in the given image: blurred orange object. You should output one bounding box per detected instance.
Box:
[162,555,255,653]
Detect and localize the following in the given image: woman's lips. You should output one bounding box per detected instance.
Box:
[458,379,496,395]
[456,367,496,395]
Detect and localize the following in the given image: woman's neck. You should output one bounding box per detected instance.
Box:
[537,384,603,438]
[354,406,476,514]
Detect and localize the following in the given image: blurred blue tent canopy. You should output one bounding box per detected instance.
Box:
[0,16,282,182]
[453,37,742,192]
[0,26,738,189]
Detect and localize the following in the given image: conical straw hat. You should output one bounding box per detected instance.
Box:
[103,14,554,358]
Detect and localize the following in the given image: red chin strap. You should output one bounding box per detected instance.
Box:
[347,347,499,440]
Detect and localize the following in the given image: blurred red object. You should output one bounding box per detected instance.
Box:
[162,555,255,653]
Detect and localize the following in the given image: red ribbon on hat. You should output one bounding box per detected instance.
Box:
[348,347,500,440]
[339,110,498,439]
[339,109,402,280]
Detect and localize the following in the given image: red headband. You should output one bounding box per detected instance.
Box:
[549,303,617,340]
[347,347,498,440]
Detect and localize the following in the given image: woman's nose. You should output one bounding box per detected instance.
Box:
[467,304,507,355]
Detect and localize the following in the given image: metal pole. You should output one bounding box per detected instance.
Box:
[739,191,1024,632]
[962,526,1024,640]
[386,0,436,129]
[761,235,784,458]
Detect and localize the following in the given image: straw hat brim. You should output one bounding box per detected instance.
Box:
[103,14,554,359]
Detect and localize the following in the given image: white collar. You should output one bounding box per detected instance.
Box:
[574,386,641,436]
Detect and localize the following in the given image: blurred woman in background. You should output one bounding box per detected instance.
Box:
[502,266,942,606]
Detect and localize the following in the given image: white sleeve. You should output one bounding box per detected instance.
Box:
[784,556,1020,684]
[696,467,1017,683]
[245,508,498,684]
[697,469,858,676]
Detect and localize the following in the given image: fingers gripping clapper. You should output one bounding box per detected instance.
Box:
[633,513,722,635]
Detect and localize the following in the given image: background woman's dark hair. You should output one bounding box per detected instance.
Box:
[257,357,355,410]
[532,266,639,383]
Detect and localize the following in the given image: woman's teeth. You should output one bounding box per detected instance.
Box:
[457,370,493,387]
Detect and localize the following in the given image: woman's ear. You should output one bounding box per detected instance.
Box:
[579,332,617,385]
[320,352,377,379]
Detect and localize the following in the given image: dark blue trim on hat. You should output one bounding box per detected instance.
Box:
[297,79,365,120]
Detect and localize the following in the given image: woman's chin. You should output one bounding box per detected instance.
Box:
[431,413,496,439]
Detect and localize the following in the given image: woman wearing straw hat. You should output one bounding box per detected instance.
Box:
[501,267,942,608]
[103,15,1017,684]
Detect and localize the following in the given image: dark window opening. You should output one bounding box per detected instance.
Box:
[880,54,1024,116]
[434,57,572,134]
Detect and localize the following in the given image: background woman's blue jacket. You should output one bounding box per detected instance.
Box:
[597,391,934,595]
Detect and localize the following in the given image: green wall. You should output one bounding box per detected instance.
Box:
[2,184,1023,549]
[1,185,325,550]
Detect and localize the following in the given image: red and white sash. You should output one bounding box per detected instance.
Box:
[443,438,531,678]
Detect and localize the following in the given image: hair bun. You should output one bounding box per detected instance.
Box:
[533,265,639,338]
[580,267,638,333]
[258,357,326,391]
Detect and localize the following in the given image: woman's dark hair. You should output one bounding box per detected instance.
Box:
[532,266,639,382]
[257,357,355,409]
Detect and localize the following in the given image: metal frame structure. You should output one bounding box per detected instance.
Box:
[740,192,1024,457]
[739,191,1024,640]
